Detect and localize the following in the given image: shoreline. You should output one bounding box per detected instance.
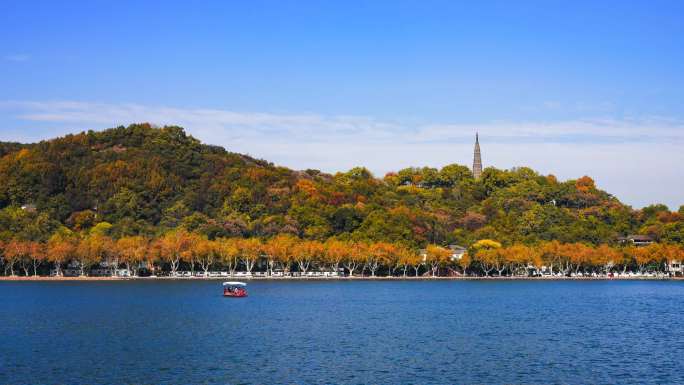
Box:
[0,276,681,282]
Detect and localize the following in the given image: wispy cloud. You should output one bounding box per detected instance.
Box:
[2,100,683,145]
[1,100,683,208]
[4,54,30,62]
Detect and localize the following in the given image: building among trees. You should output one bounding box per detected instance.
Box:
[618,234,654,247]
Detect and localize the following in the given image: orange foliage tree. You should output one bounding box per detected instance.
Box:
[237,238,262,274]
[156,230,193,275]
[263,234,297,275]
[294,240,324,275]
[47,233,77,276]
[115,236,149,276]
[425,244,451,277]
[215,238,240,275]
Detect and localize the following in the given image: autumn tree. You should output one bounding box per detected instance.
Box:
[614,247,634,274]
[458,251,472,276]
[156,229,193,275]
[263,234,297,275]
[633,244,660,273]
[183,232,204,275]
[367,242,396,277]
[195,238,217,276]
[425,244,451,277]
[592,244,621,274]
[343,242,366,277]
[27,241,46,276]
[237,238,261,274]
[115,236,149,276]
[215,237,240,275]
[293,239,323,274]
[540,240,562,275]
[565,243,593,275]
[145,241,161,276]
[471,239,502,276]
[75,234,114,276]
[395,245,415,277]
[47,232,77,276]
[410,250,424,277]
[503,244,537,276]
[323,238,348,274]
[4,239,28,276]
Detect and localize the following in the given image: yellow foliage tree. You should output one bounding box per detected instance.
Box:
[115,236,148,276]
[425,244,451,277]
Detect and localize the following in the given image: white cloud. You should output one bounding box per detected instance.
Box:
[1,100,683,209]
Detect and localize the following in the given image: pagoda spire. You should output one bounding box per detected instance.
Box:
[472,133,482,179]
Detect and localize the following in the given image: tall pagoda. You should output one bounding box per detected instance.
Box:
[472,133,482,179]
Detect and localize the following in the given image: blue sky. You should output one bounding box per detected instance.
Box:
[1,1,683,208]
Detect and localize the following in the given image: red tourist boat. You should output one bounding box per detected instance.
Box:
[223,282,248,297]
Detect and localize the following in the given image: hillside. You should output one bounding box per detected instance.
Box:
[1,123,682,248]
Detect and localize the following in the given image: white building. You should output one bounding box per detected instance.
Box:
[420,245,467,262]
[618,234,654,247]
[448,245,467,261]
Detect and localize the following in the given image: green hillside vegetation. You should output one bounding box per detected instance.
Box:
[0,123,682,276]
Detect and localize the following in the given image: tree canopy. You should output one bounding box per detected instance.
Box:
[1,123,682,250]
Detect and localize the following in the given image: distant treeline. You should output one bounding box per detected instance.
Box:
[0,124,683,276]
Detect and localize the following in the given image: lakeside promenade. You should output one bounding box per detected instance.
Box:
[1,275,681,281]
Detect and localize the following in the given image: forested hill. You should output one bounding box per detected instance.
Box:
[1,123,682,247]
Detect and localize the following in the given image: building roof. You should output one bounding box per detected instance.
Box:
[448,244,467,252]
[618,234,653,242]
[21,203,37,212]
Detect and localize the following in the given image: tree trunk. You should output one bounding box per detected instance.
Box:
[344,263,357,277]
[370,262,378,277]
[244,258,255,273]
[298,260,310,274]
[168,254,180,275]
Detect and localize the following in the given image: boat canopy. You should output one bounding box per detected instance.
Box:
[223,281,247,286]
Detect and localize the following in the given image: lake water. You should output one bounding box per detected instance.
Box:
[1,280,683,384]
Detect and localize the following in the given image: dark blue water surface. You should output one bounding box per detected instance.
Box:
[1,280,683,384]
